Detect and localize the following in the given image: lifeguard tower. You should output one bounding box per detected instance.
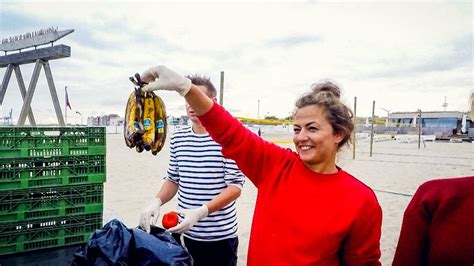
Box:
[0,27,74,126]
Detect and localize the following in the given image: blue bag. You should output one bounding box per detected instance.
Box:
[73,219,192,265]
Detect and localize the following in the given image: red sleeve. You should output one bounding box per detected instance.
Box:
[198,102,290,187]
[342,195,382,266]
[392,184,431,266]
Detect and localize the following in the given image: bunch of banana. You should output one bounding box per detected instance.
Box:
[124,73,167,155]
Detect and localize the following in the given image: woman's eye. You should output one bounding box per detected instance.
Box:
[309,127,318,132]
[293,128,301,133]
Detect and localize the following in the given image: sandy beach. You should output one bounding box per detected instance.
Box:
[104,132,473,265]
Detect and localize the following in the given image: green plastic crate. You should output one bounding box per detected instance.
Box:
[0,184,103,223]
[0,155,106,191]
[0,212,102,255]
[0,127,105,158]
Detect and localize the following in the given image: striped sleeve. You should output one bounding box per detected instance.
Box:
[166,133,179,184]
[223,158,245,189]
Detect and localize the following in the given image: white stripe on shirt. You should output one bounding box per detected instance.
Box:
[166,126,245,241]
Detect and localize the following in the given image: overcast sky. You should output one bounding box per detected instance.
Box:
[0,1,472,125]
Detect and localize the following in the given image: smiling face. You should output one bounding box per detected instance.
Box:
[292,105,344,172]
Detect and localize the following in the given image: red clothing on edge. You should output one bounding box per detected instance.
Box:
[199,103,382,266]
[393,176,474,266]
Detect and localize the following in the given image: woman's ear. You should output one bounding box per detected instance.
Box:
[334,132,345,144]
[211,97,218,103]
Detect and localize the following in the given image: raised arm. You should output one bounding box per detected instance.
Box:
[142,65,213,116]
[142,65,291,186]
[184,83,214,115]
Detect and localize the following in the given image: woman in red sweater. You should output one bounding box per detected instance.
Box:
[141,65,382,266]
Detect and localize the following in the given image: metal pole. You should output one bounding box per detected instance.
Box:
[418,109,422,149]
[0,64,14,106]
[369,100,375,157]
[18,59,42,126]
[76,111,82,125]
[352,97,357,159]
[381,107,391,127]
[65,86,67,125]
[13,65,36,125]
[219,71,224,106]
[257,99,260,119]
[43,61,65,126]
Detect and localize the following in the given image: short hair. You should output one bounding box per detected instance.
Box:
[185,74,217,98]
[294,81,354,150]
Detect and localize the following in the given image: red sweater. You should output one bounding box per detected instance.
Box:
[199,103,382,266]
[393,176,474,266]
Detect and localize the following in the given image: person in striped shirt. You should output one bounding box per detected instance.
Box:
[139,74,245,266]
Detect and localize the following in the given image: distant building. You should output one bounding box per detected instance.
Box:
[86,114,187,129]
[168,115,189,126]
[108,114,122,126]
[469,92,474,140]
[470,92,474,119]
[388,111,470,137]
[87,114,124,126]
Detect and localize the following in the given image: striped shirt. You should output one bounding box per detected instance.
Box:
[166,126,245,241]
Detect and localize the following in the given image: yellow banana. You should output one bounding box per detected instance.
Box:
[125,73,167,155]
[133,90,145,147]
[124,91,135,147]
[124,89,145,148]
[124,91,141,147]
[141,92,156,151]
[151,93,167,155]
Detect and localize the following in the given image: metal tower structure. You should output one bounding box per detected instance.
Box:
[0,28,74,126]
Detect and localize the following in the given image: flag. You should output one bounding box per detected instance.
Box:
[65,87,72,110]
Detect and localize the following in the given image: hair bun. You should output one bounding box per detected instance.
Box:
[311,81,341,99]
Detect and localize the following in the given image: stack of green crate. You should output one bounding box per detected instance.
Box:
[0,127,106,256]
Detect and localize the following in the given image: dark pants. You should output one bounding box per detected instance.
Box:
[183,236,238,266]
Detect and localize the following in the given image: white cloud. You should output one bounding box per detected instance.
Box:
[0,1,471,125]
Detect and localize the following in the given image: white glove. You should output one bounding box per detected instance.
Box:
[167,205,209,234]
[139,197,162,233]
[141,65,192,96]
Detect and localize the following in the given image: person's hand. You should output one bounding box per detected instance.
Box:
[167,205,209,234]
[139,197,162,233]
[141,65,192,96]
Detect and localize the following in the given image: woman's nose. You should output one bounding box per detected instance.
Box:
[296,129,309,141]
